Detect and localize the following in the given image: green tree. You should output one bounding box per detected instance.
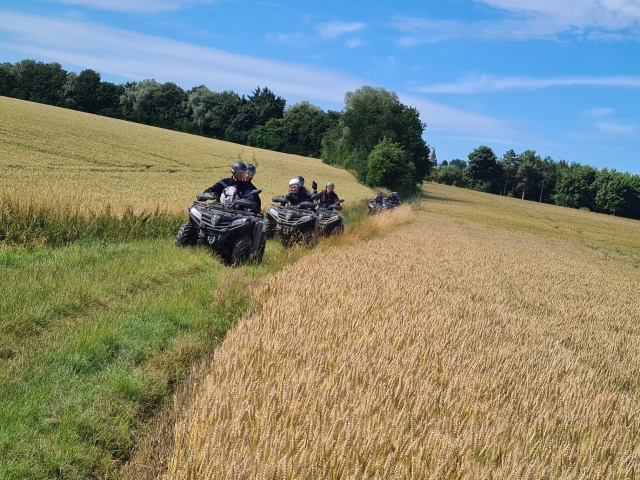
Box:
[438,165,463,186]
[63,69,101,112]
[120,80,188,129]
[553,163,598,210]
[0,62,18,97]
[516,150,542,200]
[13,60,67,105]
[449,159,467,170]
[323,85,430,189]
[593,169,637,217]
[246,118,286,151]
[537,156,557,203]
[498,149,519,196]
[365,137,416,191]
[465,146,500,193]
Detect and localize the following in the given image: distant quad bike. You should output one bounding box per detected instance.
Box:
[317,199,345,236]
[265,196,319,246]
[176,187,266,265]
[367,200,388,215]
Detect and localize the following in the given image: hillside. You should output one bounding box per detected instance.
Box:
[0,96,373,215]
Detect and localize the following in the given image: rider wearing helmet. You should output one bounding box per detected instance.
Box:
[372,191,385,205]
[204,161,254,202]
[284,178,313,205]
[318,182,339,208]
[296,175,313,195]
[386,191,401,206]
[244,163,261,213]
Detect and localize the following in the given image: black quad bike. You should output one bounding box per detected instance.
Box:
[175,190,266,265]
[367,200,399,215]
[317,199,345,236]
[265,196,319,246]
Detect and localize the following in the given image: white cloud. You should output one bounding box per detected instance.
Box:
[266,32,311,48]
[398,94,521,140]
[316,21,365,40]
[393,0,640,45]
[49,0,212,14]
[0,10,359,103]
[345,38,362,48]
[586,107,614,117]
[597,121,635,133]
[392,16,566,45]
[419,74,640,94]
[477,0,640,30]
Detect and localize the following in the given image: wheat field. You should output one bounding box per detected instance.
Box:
[164,189,640,479]
[0,96,372,215]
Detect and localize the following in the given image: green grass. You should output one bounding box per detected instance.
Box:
[0,238,234,478]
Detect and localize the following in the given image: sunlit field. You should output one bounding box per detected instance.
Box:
[0,96,372,216]
[0,96,377,478]
[164,186,640,478]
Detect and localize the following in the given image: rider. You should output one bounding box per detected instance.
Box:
[386,191,401,206]
[318,182,340,208]
[372,191,385,205]
[284,178,313,206]
[204,161,255,202]
[296,175,314,196]
[244,163,262,213]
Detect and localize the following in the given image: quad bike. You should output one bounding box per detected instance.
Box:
[367,200,388,215]
[367,199,399,215]
[317,199,345,236]
[265,196,319,246]
[175,189,266,265]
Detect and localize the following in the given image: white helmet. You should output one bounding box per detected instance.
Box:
[289,178,301,189]
[220,186,240,206]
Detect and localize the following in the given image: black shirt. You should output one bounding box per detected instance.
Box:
[318,190,339,208]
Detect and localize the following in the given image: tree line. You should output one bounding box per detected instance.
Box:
[0,59,431,193]
[434,146,640,219]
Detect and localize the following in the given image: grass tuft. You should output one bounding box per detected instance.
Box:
[0,197,183,248]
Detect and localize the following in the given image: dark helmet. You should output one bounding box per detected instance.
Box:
[326,182,335,188]
[231,161,247,177]
[246,163,256,175]
[296,175,305,187]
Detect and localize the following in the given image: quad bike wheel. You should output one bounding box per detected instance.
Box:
[231,234,252,265]
[175,222,198,246]
[302,226,316,245]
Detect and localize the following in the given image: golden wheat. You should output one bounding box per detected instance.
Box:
[165,197,640,479]
[0,96,372,215]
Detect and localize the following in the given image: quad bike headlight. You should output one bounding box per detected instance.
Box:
[267,206,279,218]
[230,218,248,227]
[298,215,312,223]
[189,206,202,222]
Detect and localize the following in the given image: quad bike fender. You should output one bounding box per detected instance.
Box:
[251,220,265,255]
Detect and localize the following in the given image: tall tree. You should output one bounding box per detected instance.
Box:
[323,85,430,191]
[499,149,519,196]
[465,145,500,193]
[537,156,557,203]
[516,150,542,200]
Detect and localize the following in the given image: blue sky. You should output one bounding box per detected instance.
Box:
[1,0,639,173]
